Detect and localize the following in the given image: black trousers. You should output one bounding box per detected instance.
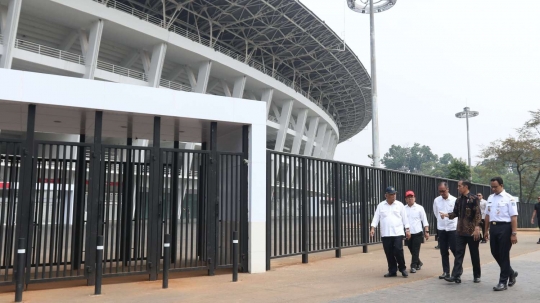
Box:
[407,232,423,268]
[490,223,514,284]
[451,235,481,278]
[480,219,486,238]
[437,230,456,273]
[382,236,406,274]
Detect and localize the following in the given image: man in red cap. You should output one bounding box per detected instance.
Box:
[404,190,430,273]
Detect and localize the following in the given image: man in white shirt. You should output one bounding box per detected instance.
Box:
[484,177,519,291]
[433,182,457,280]
[478,193,488,243]
[370,186,411,278]
[404,190,429,273]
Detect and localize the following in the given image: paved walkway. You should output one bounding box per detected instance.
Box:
[1,232,539,302]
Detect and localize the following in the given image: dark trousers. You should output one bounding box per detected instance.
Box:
[490,223,514,284]
[438,230,456,273]
[382,236,406,274]
[480,219,486,238]
[451,235,481,278]
[407,232,423,268]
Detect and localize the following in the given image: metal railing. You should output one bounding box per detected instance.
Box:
[92,0,338,125]
[159,79,191,92]
[266,150,496,268]
[15,39,85,65]
[97,60,147,81]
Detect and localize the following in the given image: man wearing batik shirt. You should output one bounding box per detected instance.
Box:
[440,180,482,284]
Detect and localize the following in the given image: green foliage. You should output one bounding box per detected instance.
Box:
[382,143,438,173]
[447,159,470,180]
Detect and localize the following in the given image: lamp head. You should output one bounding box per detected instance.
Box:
[347,0,397,14]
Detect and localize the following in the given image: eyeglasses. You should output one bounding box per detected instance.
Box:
[438,190,447,193]
[490,185,500,189]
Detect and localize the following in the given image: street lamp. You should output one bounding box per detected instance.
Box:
[347,0,397,168]
[455,107,479,178]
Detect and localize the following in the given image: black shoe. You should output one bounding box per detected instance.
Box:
[444,276,461,283]
[493,283,507,291]
[417,262,423,270]
[481,240,486,243]
[439,272,450,279]
[474,277,481,283]
[410,268,416,273]
[509,271,518,287]
[537,241,540,244]
[435,245,440,249]
[401,270,408,278]
[384,272,397,278]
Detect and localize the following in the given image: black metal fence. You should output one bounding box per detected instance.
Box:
[0,136,247,287]
[266,151,536,268]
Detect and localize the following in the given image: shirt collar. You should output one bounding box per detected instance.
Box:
[495,190,506,196]
[406,203,416,208]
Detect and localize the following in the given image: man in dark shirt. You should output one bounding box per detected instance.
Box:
[440,180,482,283]
[531,197,540,244]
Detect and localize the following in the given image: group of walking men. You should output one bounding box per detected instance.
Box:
[370,177,519,291]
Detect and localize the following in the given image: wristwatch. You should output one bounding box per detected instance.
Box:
[511,232,517,236]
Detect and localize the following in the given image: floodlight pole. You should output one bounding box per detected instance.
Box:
[370,0,380,167]
[455,107,479,180]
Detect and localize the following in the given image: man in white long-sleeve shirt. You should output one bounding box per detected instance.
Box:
[370,186,411,278]
[433,182,457,280]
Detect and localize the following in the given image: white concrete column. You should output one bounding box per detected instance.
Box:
[221,80,231,97]
[59,30,79,52]
[82,20,104,80]
[312,123,328,158]
[195,60,212,93]
[248,123,267,273]
[0,0,22,69]
[262,88,274,118]
[303,117,320,156]
[326,137,336,160]
[183,65,197,89]
[321,131,332,159]
[274,100,293,152]
[232,75,247,98]
[291,109,308,155]
[147,43,167,88]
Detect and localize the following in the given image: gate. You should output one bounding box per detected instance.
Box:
[0,139,23,286]
[26,141,93,283]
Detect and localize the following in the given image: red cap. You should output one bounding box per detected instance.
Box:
[405,190,415,197]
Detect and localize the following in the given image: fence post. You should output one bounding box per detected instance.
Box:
[95,235,103,295]
[334,163,341,258]
[266,151,272,271]
[301,157,309,263]
[232,231,238,282]
[362,167,369,253]
[14,238,25,303]
[163,234,171,289]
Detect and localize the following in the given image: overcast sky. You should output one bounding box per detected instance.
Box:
[301,0,540,166]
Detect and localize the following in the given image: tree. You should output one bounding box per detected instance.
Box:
[447,159,470,180]
[381,143,437,173]
[481,130,540,203]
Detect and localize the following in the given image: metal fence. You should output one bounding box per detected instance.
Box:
[265,151,535,269]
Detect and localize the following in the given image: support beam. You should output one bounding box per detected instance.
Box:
[261,88,274,118]
[221,79,231,97]
[0,0,22,69]
[232,75,247,98]
[82,20,104,79]
[120,50,140,68]
[207,78,219,93]
[312,123,328,158]
[140,50,151,74]
[328,137,338,160]
[168,64,184,82]
[78,30,89,55]
[147,43,167,87]
[274,100,293,152]
[149,116,161,281]
[321,131,332,159]
[195,60,212,94]
[184,65,197,88]
[59,30,79,52]
[291,109,308,155]
[303,117,320,156]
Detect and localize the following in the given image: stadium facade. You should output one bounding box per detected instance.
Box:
[0,0,371,286]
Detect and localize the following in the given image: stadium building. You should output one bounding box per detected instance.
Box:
[0,0,371,287]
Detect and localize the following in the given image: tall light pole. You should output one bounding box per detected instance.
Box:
[347,0,397,167]
[455,107,479,179]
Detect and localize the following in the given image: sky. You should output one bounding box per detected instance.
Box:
[300,0,540,166]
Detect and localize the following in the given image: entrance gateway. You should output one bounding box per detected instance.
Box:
[0,68,267,287]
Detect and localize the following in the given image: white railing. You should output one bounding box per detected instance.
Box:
[0,33,3,44]
[15,39,85,65]
[97,60,147,81]
[159,79,191,92]
[92,0,338,124]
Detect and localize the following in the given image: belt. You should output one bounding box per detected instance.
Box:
[491,221,510,225]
